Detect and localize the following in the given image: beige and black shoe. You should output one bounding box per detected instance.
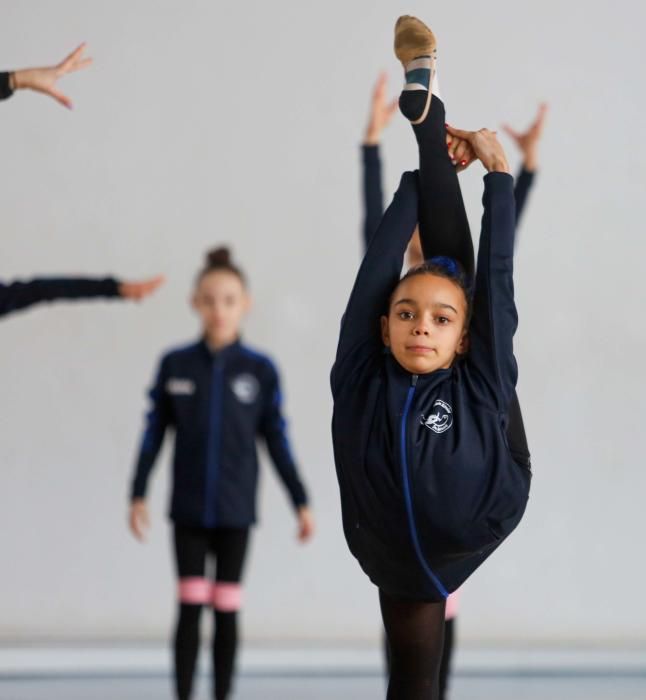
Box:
[394,15,437,124]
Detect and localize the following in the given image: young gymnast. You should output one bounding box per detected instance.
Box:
[129,247,314,700]
[360,75,546,700]
[1,44,91,108]
[332,16,532,698]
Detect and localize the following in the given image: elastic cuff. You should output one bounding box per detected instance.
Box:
[483,171,514,189]
[131,482,146,500]
[104,277,121,297]
[518,167,536,179]
[293,493,308,509]
[0,72,14,101]
[362,144,380,160]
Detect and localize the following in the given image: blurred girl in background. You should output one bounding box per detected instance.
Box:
[129,247,314,700]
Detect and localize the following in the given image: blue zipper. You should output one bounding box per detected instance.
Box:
[204,358,224,527]
[400,374,449,599]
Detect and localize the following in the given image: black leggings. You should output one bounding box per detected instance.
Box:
[173,525,250,700]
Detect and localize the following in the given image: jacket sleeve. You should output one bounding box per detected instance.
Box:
[331,171,419,394]
[362,144,385,251]
[0,72,13,101]
[259,361,308,510]
[466,173,518,412]
[130,356,172,500]
[0,277,120,318]
[514,167,536,228]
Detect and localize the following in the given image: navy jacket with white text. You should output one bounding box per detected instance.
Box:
[132,339,308,528]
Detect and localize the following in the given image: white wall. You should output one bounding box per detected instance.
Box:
[1,0,644,643]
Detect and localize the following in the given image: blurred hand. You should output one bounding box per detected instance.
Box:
[12,43,92,109]
[297,506,315,543]
[129,499,150,541]
[119,275,165,301]
[364,72,399,145]
[445,125,510,174]
[502,102,548,172]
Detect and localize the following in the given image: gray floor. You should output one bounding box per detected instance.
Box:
[2,675,646,700]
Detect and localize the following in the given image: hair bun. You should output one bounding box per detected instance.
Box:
[206,247,232,267]
[197,245,246,288]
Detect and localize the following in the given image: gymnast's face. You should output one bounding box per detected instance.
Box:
[192,270,250,348]
[381,273,468,374]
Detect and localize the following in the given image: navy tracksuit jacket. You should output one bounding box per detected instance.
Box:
[131,339,308,528]
[0,278,120,318]
[331,171,531,602]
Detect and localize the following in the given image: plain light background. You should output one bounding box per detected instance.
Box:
[1,0,643,644]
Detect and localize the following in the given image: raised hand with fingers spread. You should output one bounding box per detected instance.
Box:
[502,103,548,172]
[364,72,399,145]
[5,43,92,109]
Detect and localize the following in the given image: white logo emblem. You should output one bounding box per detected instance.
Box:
[230,374,260,404]
[420,399,453,434]
[166,378,195,395]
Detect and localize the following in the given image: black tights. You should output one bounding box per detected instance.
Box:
[385,617,456,700]
[438,618,455,699]
[173,526,250,700]
[380,589,446,700]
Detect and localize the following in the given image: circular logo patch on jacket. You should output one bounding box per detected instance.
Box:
[230,373,260,405]
[420,399,453,434]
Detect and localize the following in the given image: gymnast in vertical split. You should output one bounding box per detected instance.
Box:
[129,247,315,700]
[360,73,546,700]
[332,16,533,699]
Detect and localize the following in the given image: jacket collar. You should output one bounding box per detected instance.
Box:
[198,337,242,361]
[385,351,452,387]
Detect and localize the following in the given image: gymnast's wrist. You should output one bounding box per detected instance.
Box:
[487,156,510,174]
[10,70,31,90]
[522,150,538,172]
